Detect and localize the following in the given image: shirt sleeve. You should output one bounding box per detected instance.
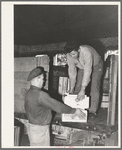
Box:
[38,91,76,114]
[66,54,77,90]
[79,47,93,87]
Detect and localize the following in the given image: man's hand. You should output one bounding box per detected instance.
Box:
[72,108,86,119]
[75,88,85,102]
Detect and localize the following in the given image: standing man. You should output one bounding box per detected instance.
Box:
[64,41,103,119]
[25,66,85,146]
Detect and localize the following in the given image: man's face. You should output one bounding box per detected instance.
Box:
[69,50,79,59]
[37,74,44,88]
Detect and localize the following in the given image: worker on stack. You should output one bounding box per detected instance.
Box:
[64,41,103,119]
[24,66,86,146]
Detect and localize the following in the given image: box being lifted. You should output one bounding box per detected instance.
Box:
[62,93,89,123]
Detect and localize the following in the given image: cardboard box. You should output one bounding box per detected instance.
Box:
[62,94,89,122]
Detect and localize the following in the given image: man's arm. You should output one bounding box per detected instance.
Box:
[67,53,77,93]
[80,47,92,87]
[38,91,86,118]
[39,91,75,114]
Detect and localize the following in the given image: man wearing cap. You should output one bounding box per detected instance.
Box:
[25,66,86,146]
[64,41,103,119]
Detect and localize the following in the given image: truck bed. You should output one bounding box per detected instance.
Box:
[51,108,118,134]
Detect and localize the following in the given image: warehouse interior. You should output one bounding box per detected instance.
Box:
[13,3,119,147]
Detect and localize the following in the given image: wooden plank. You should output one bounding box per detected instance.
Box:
[111,55,118,125]
[107,56,112,125]
[107,55,118,125]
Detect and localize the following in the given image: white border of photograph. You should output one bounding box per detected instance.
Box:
[1,1,121,148]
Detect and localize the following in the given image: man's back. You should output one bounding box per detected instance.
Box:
[25,85,52,125]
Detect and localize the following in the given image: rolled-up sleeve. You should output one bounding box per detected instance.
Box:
[79,48,93,87]
[38,91,76,114]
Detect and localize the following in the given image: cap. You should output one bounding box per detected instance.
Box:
[27,67,46,81]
